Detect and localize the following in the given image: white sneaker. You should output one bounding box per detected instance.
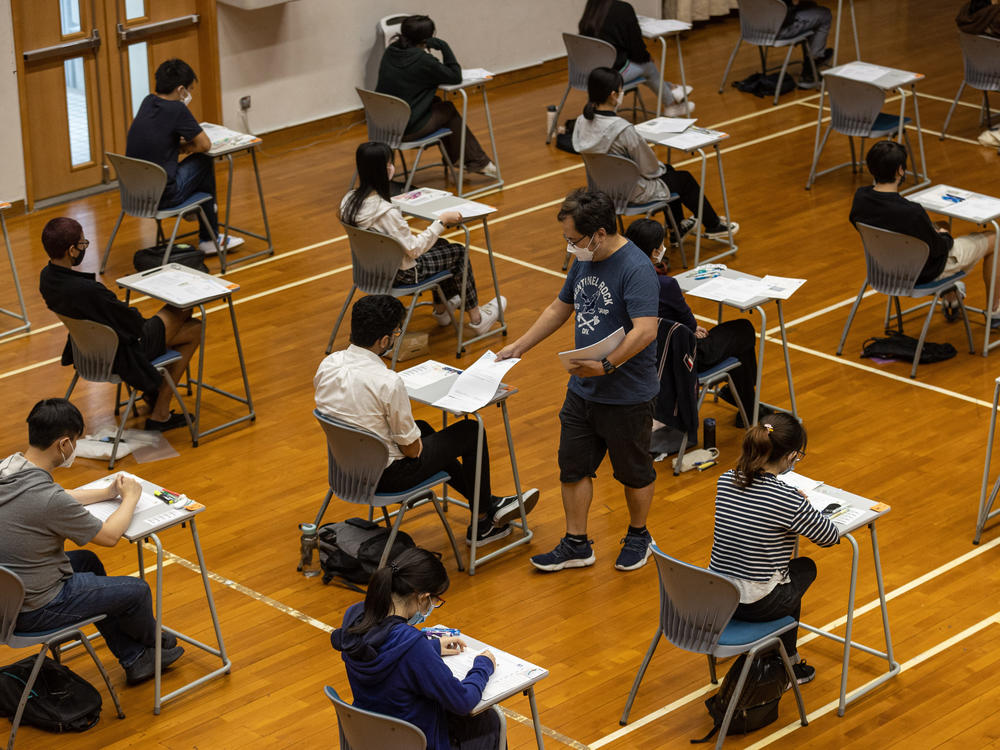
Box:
[469,296,507,335]
[671,84,694,103]
[199,235,244,256]
[704,219,739,240]
[433,295,462,326]
[662,101,695,117]
[478,162,499,179]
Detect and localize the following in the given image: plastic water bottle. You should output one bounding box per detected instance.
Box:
[703,418,716,450]
[546,105,557,135]
[297,523,320,577]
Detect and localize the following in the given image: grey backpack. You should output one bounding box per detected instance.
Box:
[317,518,414,590]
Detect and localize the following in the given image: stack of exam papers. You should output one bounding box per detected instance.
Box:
[636,16,691,36]
[687,275,806,303]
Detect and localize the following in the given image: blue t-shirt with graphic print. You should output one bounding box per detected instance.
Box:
[558,239,659,405]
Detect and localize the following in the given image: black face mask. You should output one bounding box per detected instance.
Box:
[379,334,397,357]
[70,246,86,266]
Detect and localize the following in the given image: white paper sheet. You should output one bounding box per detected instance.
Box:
[637,16,691,36]
[434,201,495,219]
[659,128,722,150]
[392,187,451,206]
[686,277,764,304]
[912,185,1000,222]
[200,122,258,154]
[461,68,494,82]
[778,471,823,493]
[81,473,163,522]
[637,117,697,135]
[398,360,461,390]
[125,269,236,306]
[557,327,625,371]
[436,628,546,706]
[833,61,890,83]
[432,351,519,413]
[759,275,807,299]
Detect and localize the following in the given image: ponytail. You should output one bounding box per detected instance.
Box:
[583,67,624,120]
[733,413,806,488]
[346,547,448,635]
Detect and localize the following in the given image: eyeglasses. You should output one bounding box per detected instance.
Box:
[564,234,591,249]
[793,449,806,461]
[74,239,90,250]
[430,595,445,609]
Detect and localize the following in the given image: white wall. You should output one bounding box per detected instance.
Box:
[0,4,26,203]
[216,0,662,134]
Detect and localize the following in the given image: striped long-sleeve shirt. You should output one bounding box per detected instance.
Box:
[709,469,840,603]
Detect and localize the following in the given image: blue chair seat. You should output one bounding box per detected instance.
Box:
[698,356,741,381]
[151,348,183,368]
[374,470,451,503]
[392,269,453,293]
[400,128,453,149]
[914,271,965,292]
[717,615,797,647]
[869,112,912,137]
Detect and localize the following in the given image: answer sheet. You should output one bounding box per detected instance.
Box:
[557,327,625,371]
[431,351,518,413]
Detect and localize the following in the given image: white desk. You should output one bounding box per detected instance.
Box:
[909,184,1000,356]
[807,62,929,193]
[637,16,692,117]
[401,363,531,575]
[437,627,548,749]
[80,473,230,714]
[635,122,737,266]
[202,123,275,271]
[0,202,29,341]
[976,376,1000,544]
[117,264,255,444]
[394,191,507,356]
[676,267,797,424]
[785,472,898,716]
[439,72,502,198]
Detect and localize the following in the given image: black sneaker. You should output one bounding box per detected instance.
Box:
[124,645,184,685]
[792,660,815,685]
[530,537,595,571]
[797,64,821,90]
[465,519,512,546]
[614,529,653,571]
[492,488,540,526]
[144,411,189,432]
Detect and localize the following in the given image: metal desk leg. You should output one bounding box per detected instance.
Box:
[714,144,737,257]
[982,220,1000,355]
[676,36,689,115]
[455,224,472,358]
[0,211,30,340]
[693,148,707,266]
[221,154,235,252]
[149,533,166,714]
[831,0,860,68]
[806,79,828,189]
[899,85,930,196]
[249,149,275,258]
[454,85,503,198]
[456,87,469,198]
[227,296,255,423]
[656,36,666,117]
[975,379,1000,543]
[193,304,208,445]
[869,524,899,685]
[775,301,798,418]
[837,532,861,717]
[751,304,768,425]
[501,401,530,534]
[216,147,276,269]
[468,413,486,575]
[691,146,737,266]
[526,686,546,749]
[458,218,507,353]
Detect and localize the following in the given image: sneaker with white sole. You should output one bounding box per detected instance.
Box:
[470,296,507,336]
[671,84,694,103]
[704,220,739,240]
[492,488,540,526]
[792,661,815,685]
[614,529,653,571]
[662,101,695,117]
[530,537,595,571]
[199,235,245,256]
[465,519,512,546]
[478,162,499,179]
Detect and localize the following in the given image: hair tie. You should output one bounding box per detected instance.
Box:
[763,423,774,433]
[389,563,398,574]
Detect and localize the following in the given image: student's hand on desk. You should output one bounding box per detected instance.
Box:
[439,211,463,227]
[568,359,604,378]
[480,650,497,668]
[695,326,709,339]
[439,637,468,655]
[119,475,142,503]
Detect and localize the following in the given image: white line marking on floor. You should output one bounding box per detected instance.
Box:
[765,290,877,334]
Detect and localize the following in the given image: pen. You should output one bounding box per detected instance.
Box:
[139,267,162,277]
[423,627,461,636]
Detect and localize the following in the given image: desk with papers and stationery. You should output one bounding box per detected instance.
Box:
[439,69,502,198]
[636,16,692,117]
[117,263,255,444]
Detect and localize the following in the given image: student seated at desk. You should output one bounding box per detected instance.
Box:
[578,0,695,116]
[709,414,839,685]
[314,295,538,545]
[573,67,738,242]
[38,217,199,431]
[0,398,183,685]
[342,142,506,335]
[126,58,242,257]
[849,141,999,324]
[625,219,759,426]
[376,14,497,178]
[332,547,505,750]
[777,1,833,89]
[957,0,1000,37]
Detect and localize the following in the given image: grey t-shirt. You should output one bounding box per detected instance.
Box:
[0,454,103,611]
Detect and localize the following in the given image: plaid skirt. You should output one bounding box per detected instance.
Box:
[394,238,479,309]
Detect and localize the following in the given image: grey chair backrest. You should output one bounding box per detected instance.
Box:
[960,32,1000,91]
[856,222,931,297]
[581,152,643,214]
[651,547,741,656]
[325,686,427,750]
[314,409,390,506]
[825,76,887,136]
[106,152,168,218]
[0,567,26,645]
[563,33,617,91]
[342,223,409,294]
[379,13,413,48]
[56,315,122,385]
[737,0,789,46]
[357,88,412,148]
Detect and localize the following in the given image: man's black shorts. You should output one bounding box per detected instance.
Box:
[141,316,167,362]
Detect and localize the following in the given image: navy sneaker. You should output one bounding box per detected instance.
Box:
[614,529,653,571]
[530,537,595,571]
[492,488,540,526]
[465,518,512,546]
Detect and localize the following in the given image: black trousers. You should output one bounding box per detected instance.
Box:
[658,164,723,231]
[406,99,490,171]
[447,706,506,750]
[734,557,817,657]
[695,318,758,414]
[376,419,496,517]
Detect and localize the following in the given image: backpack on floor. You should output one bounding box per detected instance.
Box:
[860,330,956,364]
[0,656,102,733]
[733,72,797,98]
[692,653,786,743]
[133,243,210,274]
[318,518,415,590]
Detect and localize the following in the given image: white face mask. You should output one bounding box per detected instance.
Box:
[567,235,598,262]
[58,441,76,469]
[180,88,192,106]
[387,162,396,181]
[652,244,666,264]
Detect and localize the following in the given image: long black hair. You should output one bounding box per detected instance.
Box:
[579,0,614,37]
[583,66,623,120]
[340,141,394,227]
[347,548,449,635]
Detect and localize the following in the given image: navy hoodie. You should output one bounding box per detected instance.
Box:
[331,602,493,750]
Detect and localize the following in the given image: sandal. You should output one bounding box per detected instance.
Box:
[941,281,966,323]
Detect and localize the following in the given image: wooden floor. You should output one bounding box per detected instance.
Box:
[2,1,1000,747]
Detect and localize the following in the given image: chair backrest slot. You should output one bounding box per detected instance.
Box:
[357,88,413,149]
[106,152,168,219]
[56,315,123,385]
[855,222,931,297]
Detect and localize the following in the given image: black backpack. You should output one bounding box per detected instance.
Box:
[733,72,797,98]
[860,330,957,364]
[318,518,415,590]
[692,653,786,743]
[133,243,210,274]
[0,656,102,733]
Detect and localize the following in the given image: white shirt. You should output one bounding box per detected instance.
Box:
[339,192,445,270]
[313,344,421,465]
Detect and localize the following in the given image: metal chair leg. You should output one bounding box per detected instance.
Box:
[620,627,663,725]
[100,210,126,274]
[326,285,357,354]
[941,81,967,139]
[836,280,869,355]
[773,45,796,105]
[718,38,743,93]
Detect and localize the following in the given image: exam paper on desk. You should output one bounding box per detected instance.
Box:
[431,351,519,413]
[125,269,236,307]
[442,642,545,705]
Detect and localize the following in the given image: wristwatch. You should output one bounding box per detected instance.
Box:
[601,357,616,374]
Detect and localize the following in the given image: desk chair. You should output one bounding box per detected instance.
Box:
[325,686,426,750]
[100,153,222,275]
[806,76,915,190]
[546,33,649,145]
[313,410,464,571]
[324,224,459,369]
[675,358,750,475]
[941,33,1000,139]
[619,548,807,749]
[0,567,125,750]
[579,153,686,271]
[356,89,457,193]
[718,0,818,106]
[836,223,974,378]
[58,316,194,469]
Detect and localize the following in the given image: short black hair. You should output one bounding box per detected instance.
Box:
[865,140,908,184]
[349,295,405,347]
[41,217,83,260]
[154,58,197,95]
[557,188,617,237]
[624,218,665,256]
[397,15,435,48]
[27,398,84,449]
